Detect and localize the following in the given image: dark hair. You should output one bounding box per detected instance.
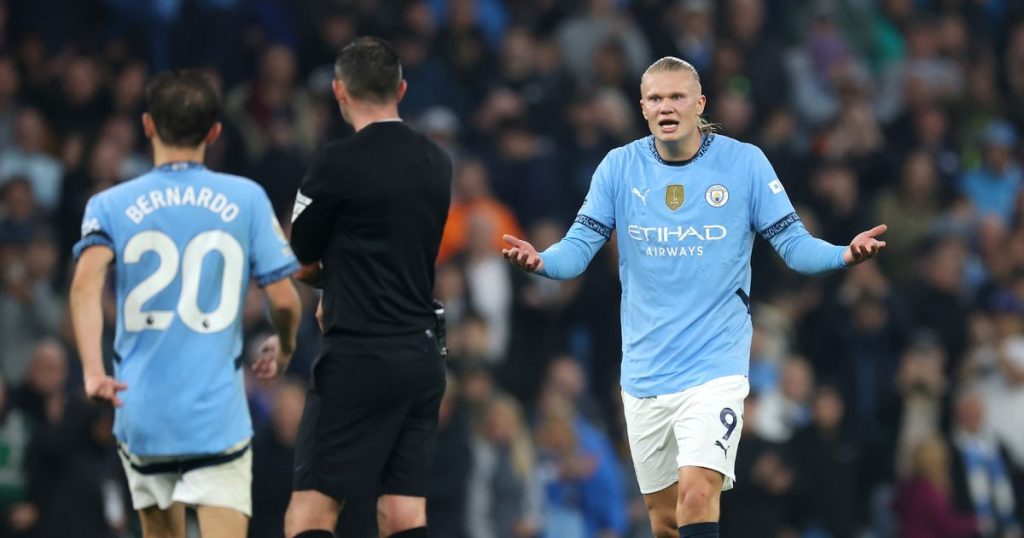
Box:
[144,70,220,147]
[333,36,402,103]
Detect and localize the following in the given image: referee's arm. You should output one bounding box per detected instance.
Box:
[289,188,334,288]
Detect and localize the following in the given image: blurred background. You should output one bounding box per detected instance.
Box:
[0,0,1023,536]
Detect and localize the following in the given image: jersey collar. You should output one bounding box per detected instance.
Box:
[647,133,715,167]
[155,161,205,172]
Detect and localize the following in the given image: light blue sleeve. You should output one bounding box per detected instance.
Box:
[72,193,116,260]
[766,219,847,275]
[747,144,847,275]
[248,187,300,287]
[537,151,617,280]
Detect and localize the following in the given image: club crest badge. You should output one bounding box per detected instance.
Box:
[665,185,684,211]
[705,184,729,207]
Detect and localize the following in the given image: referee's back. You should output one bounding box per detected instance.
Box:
[290,121,451,336]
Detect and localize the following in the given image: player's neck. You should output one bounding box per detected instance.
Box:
[654,130,703,162]
[152,142,206,168]
[346,103,402,132]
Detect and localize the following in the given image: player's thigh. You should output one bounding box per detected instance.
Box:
[138,502,187,538]
[174,441,253,516]
[621,390,682,495]
[119,444,182,516]
[196,505,248,538]
[673,375,749,491]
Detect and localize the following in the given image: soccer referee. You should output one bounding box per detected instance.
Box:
[284,37,451,538]
[503,57,887,538]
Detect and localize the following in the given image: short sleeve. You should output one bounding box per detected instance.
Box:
[747,145,800,241]
[574,151,618,240]
[72,194,116,260]
[249,187,300,287]
[289,149,337,264]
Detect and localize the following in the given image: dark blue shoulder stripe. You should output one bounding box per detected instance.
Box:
[72,232,115,260]
[574,214,613,240]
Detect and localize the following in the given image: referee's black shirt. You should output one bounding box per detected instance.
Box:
[290,121,451,336]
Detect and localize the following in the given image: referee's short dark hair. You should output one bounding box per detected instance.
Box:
[144,70,220,147]
[334,36,403,103]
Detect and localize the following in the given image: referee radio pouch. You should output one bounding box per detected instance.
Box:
[431,299,448,357]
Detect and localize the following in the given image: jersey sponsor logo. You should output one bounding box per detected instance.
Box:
[627,223,727,257]
[705,184,729,207]
[665,184,684,211]
[575,214,613,240]
[627,224,727,242]
[81,218,101,238]
[760,212,800,241]
[768,179,784,194]
[631,187,651,206]
[292,191,312,223]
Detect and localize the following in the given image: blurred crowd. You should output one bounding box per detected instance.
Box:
[0,0,1024,536]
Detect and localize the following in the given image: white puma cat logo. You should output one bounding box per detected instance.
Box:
[632,187,651,206]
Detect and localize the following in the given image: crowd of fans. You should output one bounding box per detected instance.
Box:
[0,0,1023,536]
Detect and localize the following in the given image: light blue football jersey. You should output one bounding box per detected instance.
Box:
[73,162,299,456]
[538,134,846,397]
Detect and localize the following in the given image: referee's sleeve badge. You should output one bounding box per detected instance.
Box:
[292,191,313,223]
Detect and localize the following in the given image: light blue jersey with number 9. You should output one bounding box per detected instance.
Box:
[73,162,299,456]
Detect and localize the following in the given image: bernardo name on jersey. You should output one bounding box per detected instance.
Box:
[73,162,299,456]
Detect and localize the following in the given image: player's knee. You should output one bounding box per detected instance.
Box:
[649,516,678,538]
[284,493,340,538]
[676,478,717,519]
[377,495,426,537]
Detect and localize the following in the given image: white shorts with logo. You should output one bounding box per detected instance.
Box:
[117,439,252,516]
[622,375,749,494]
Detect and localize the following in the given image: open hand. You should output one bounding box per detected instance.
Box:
[843,224,887,266]
[85,374,127,407]
[502,234,544,272]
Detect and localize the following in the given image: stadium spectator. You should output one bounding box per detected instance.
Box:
[754,356,814,443]
[948,390,1021,537]
[466,395,540,538]
[960,121,1023,226]
[893,437,979,538]
[0,108,63,211]
[0,230,62,384]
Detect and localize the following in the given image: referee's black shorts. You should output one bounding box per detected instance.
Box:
[293,330,445,501]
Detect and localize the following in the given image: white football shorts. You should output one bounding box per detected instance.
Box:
[622,375,749,494]
[117,439,252,516]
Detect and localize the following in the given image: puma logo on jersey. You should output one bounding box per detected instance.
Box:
[632,187,651,206]
[715,440,729,457]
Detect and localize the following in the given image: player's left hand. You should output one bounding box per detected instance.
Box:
[84,374,128,407]
[252,335,291,380]
[843,224,887,266]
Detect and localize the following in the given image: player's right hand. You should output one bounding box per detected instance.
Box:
[502,234,544,273]
[84,374,127,407]
[252,334,292,380]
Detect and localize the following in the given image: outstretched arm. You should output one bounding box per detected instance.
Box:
[768,220,887,274]
[502,221,609,280]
